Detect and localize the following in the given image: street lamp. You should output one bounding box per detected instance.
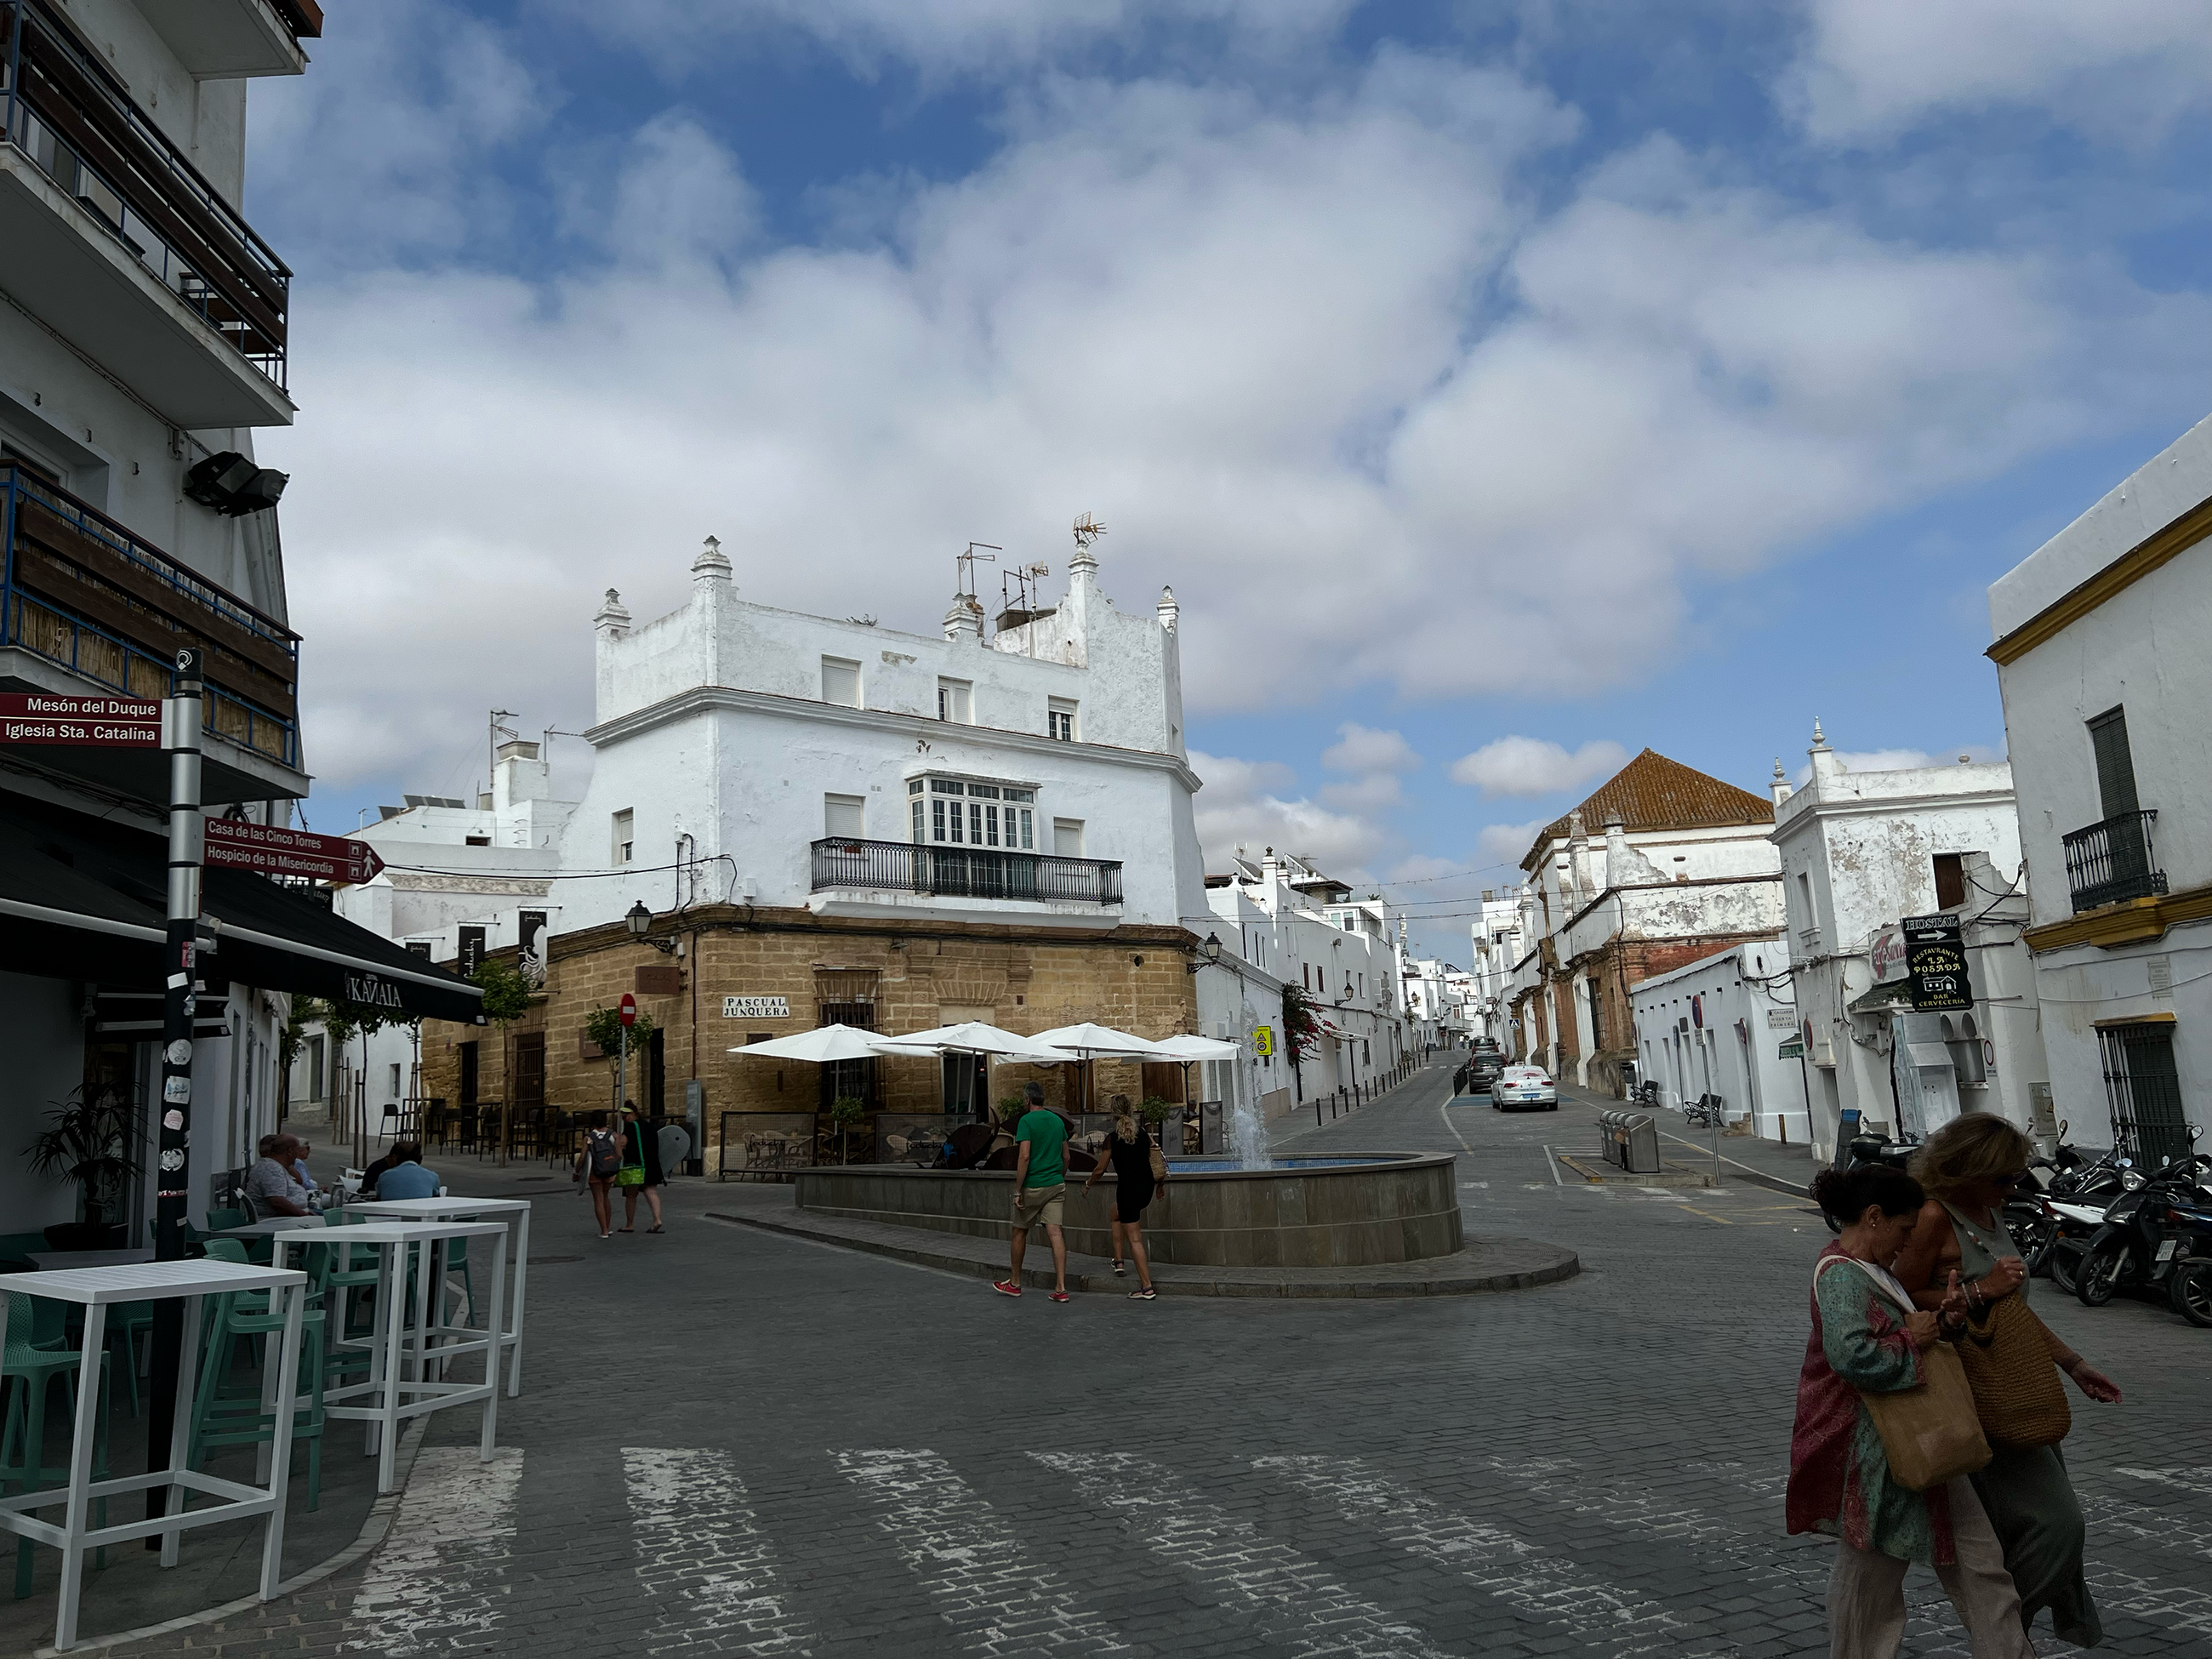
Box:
[626,899,677,955]
[1187,932,1223,974]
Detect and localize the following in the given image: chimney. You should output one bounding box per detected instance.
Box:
[943,595,984,643]
[493,739,550,812]
[1602,814,1629,886]
[1567,812,1593,907]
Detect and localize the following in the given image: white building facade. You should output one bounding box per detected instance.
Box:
[1628,940,1809,1142]
[1990,413,2212,1164]
[1770,727,2048,1160]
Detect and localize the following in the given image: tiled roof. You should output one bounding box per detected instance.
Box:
[1523,749,1773,869]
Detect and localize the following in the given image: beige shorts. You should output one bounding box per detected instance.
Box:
[1011,1183,1064,1229]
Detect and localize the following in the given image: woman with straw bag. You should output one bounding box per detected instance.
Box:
[1788,1163,2034,1658]
[1899,1115,2122,1650]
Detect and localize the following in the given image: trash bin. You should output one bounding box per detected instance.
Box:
[1598,1109,1661,1175]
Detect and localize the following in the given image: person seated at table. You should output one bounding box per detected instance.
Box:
[360,1139,421,1194]
[245,1132,317,1218]
[369,1142,441,1200]
[292,1138,321,1197]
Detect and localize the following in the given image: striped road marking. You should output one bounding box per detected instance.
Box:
[1035,1451,1451,1659]
[341,1447,523,1655]
[1257,1454,1678,1650]
[625,1447,814,1656]
[834,1449,1128,1656]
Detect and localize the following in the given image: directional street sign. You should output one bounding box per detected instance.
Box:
[0,692,161,747]
[203,817,385,884]
[1901,911,1973,1012]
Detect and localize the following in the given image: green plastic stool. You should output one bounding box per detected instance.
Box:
[186,1288,327,1514]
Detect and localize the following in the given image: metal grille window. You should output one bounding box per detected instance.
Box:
[2098,1021,2190,1167]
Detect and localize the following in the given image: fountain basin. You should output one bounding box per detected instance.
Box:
[792,1152,1462,1268]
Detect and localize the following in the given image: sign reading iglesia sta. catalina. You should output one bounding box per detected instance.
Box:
[1901,912,1973,1012]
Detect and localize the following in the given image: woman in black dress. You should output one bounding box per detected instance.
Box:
[1083,1098,1165,1300]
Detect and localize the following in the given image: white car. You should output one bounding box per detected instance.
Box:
[1491,1066,1558,1111]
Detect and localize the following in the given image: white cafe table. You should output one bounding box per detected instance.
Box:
[341,1196,533,1396]
[27,1249,156,1270]
[0,1259,308,1652]
[225,1220,509,1495]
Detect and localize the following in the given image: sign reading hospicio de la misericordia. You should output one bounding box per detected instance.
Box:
[721,996,790,1019]
[1901,912,1973,1012]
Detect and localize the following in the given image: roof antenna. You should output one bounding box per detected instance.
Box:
[1072,513,1106,550]
[956,542,1001,600]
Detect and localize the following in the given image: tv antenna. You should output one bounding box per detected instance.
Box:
[1001,560,1051,621]
[1072,513,1106,550]
[486,708,517,801]
[956,542,1001,599]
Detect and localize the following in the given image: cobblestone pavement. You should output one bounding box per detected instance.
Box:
[21,1060,2209,1658]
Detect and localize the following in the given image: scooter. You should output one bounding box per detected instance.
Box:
[2075,1140,2210,1308]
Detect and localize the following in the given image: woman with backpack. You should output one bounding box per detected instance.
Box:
[574,1111,621,1239]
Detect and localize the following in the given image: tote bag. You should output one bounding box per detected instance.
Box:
[1816,1257,1991,1491]
[1954,1294,2072,1449]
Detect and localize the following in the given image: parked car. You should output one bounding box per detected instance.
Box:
[1469,1051,1504,1088]
[1491,1066,1558,1111]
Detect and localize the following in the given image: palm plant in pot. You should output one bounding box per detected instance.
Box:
[25,1083,144,1250]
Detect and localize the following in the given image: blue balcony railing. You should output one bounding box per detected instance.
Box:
[1,0,291,388]
[1,462,299,769]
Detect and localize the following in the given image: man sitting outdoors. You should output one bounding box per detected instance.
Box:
[368,1141,441,1200]
[244,1132,319,1223]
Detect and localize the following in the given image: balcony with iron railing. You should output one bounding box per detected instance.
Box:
[1,0,293,423]
[1,460,300,784]
[2063,809,2167,915]
[812,838,1124,907]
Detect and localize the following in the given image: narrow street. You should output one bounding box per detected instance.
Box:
[18,1060,2200,1659]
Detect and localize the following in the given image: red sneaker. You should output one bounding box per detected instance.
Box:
[991,1280,1023,1297]
[1049,1291,1071,1303]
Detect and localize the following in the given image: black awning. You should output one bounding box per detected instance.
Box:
[0,789,484,1023]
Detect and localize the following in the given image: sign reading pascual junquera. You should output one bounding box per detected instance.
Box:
[721,996,790,1019]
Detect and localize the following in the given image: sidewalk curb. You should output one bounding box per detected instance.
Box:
[35,1420,430,1659]
[1647,1129,1812,1199]
[704,1208,1579,1299]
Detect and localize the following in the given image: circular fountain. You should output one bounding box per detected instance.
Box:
[793,1150,1462,1268]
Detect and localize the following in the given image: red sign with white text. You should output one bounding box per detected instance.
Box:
[0,692,161,748]
[203,817,385,885]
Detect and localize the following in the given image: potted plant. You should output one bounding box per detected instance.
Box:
[830,1094,866,1165]
[25,1083,144,1250]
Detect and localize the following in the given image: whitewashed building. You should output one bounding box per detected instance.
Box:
[1628,939,1808,1142]
[1468,889,1528,1045]
[1989,413,2212,1164]
[1770,725,2047,1159]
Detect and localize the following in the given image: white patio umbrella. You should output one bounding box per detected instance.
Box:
[867,1021,1067,1063]
[1026,1022,1172,1060]
[1146,1034,1240,1061]
[727,1023,887,1062]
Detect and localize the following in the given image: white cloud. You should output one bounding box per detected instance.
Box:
[1320,722,1420,774]
[1474,818,1548,874]
[1188,749,1388,875]
[1450,736,1627,797]
[1782,0,2212,143]
[249,31,2212,800]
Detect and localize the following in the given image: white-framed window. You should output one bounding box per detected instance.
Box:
[824,793,866,839]
[937,678,972,723]
[821,656,861,707]
[1052,818,1084,857]
[612,808,635,865]
[388,1063,402,1099]
[1047,697,1077,741]
[913,775,1035,849]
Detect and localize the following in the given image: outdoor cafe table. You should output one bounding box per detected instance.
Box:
[341,1195,533,1396]
[220,1220,508,1495]
[0,1258,308,1651]
[26,1249,156,1270]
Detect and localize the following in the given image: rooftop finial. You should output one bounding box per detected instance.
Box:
[692,533,732,584]
[1811,716,1828,749]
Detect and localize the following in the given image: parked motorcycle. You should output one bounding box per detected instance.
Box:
[2075,1140,2210,1309]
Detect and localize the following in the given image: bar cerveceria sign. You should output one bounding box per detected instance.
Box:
[1901,912,1973,1012]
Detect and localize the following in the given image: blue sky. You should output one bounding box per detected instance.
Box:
[246,0,2212,960]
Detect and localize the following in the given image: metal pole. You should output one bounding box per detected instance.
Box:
[145,645,203,1539]
[1711,1095,1723,1189]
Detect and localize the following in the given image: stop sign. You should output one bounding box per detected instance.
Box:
[619,993,636,1028]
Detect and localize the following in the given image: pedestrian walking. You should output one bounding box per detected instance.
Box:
[1081,1096,1165,1300]
[994,1082,1069,1302]
[1896,1115,2120,1650]
[573,1111,621,1239]
[618,1102,666,1234]
[1788,1163,2032,1659]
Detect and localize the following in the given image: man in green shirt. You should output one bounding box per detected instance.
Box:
[994,1083,1071,1302]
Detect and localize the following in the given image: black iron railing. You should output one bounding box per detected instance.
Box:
[2,0,291,387]
[812,837,1123,905]
[2062,809,2166,914]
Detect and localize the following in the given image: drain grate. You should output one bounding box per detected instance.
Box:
[527,1255,584,1265]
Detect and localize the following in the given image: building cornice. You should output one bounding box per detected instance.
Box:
[1988,491,2212,667]
[1770,784,2015,840]
[582,684,1202,790]
[1560,871,1782,934]
[2021,884,2212,954]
